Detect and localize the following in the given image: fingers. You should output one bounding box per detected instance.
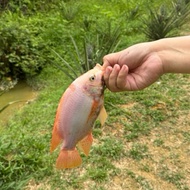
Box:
[103,51,130,92]
[108,64,120,92]
[103,52,120,69]
[103,64,129,92]
[117,65,129,89]
[104,65,118,92]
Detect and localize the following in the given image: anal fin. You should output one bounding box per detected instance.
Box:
[78,133,93,156]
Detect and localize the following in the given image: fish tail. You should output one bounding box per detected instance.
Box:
[78,133,93,156]
[56,148,82,169]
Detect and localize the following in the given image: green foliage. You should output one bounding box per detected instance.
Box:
[0,0,60,13]
[127,170,154,190]
[1,0,187,84]
[142,0,190,40]
[128,143,149,160]
[0,12,46,81]
[0,0,190,190]
[0,76,60,189]
[87,167,108,182]
[182,131,190,142]
[153,138,164,146]
[84,21,122,65]
[52,21,122,80]
[0,124,52,190]
[124,122,151,141]
[93,137,124,160]
[86,156,117,182]
[59,1,80,22]
[0,0,9,10]
[158,166,188,189]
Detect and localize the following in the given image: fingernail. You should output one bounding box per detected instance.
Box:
[121,65,128,72]
[113,64,120,72]
[121,65,126,71]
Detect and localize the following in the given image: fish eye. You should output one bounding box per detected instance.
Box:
[89,75,96,81]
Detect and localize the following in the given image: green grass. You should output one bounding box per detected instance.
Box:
[1,0,190,190]
[1,67,189,190]
[128,143,149,160]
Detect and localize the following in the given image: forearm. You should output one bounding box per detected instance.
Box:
[152,36,190,74]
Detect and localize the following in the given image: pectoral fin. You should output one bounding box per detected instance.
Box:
[50,107,63,152]
[50,122,62,153]
[50,96,64,153]
[98,106,107,126]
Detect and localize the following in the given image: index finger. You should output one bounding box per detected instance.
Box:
[102,52,120,69]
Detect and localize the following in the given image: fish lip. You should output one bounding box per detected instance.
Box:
[101,75,106,90]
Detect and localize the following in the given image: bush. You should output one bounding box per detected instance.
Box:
[0,0,60,13]
[0,12,47,82]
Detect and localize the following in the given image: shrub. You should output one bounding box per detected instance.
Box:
[0,0,60,13]
[0,12,47,82]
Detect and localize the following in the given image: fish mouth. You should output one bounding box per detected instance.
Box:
[101,75,107,90]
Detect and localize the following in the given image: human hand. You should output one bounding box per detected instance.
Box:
[103,43,164,91]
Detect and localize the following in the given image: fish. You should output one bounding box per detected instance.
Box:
[50,64,107,169]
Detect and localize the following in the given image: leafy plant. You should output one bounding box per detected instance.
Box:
[52,21,122,80]
[0,12,47,83]
[158,166,187,189]
[128,143,149,160]
[59,1,80,22]
[0,127,52,190]
[0,0,61,13]
[142,0,190,40]
[153,138,164,146]
[124,122,151,141]
[0,0,9,10]
[93,137,124,160]
[127,170,154,190]
[85,21,122,64]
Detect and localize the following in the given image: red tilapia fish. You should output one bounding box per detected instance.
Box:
[50,64,107,169]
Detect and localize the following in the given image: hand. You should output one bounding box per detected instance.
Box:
[103,43,164,91]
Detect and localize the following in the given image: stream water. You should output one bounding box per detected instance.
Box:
[0,82,37,127]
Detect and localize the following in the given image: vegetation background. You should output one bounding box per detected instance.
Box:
[0,0,190,189]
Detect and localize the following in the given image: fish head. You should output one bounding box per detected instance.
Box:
[77,64,105,98]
